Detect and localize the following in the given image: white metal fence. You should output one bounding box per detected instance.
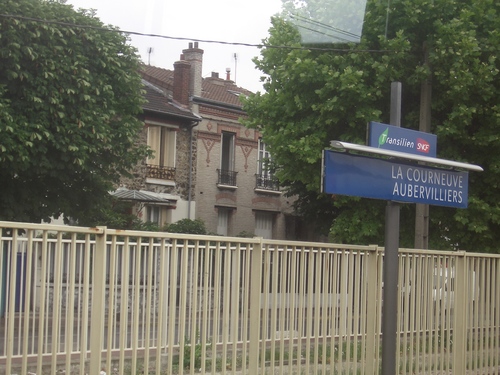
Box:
[0,221,499,374]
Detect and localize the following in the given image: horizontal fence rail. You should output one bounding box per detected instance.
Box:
[0,221,499,374]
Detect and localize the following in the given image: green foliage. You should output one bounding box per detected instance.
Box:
[236,230,255,238]
[244,0,500,251]
[76,196,161,231]
[165,219,207,235]
[0,0,147,223]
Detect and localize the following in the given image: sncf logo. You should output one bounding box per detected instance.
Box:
[416,138,430,153]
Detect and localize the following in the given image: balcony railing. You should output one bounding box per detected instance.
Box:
[255,175,279,191]
[217,169,237,186]
[147,164,176,180]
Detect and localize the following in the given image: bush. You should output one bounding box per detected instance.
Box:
[236,231,255,238]
[165,219,207,234]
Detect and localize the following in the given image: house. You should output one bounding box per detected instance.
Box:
[122,42,308,240]
[115,62,201,228]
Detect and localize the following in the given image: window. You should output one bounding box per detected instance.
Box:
[147,125,176,180]
[146,206,161,225]
[256,139,278,190]
[218,132,237,186]
[255,211,274,239]
[221,132,235,171]
[217,208,231,236]
[258,139,271,178]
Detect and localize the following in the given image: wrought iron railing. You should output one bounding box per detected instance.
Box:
[147,164,176,180]
[255,174,279,191]
[217,169,237,186]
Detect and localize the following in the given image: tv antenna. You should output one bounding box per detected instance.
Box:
[233,53,238,84]
[147,47,154,65]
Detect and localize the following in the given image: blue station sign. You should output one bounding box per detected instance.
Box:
[368,121,438,158]
[322,150,469,208]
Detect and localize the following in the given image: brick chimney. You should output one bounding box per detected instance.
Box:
[173,55,191,107]
[182,42,204,99]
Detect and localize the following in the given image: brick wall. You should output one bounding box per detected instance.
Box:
[195,117,295,239]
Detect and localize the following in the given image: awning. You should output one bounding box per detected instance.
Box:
[111,188,177,207]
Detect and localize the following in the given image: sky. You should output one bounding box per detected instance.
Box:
[65,0,283,93]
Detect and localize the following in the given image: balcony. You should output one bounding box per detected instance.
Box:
[217,169,237,187]
[147,164,176,181]
[255,175,280,192]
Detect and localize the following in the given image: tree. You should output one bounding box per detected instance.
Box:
[0,0,148,223]
[243,0,500,251]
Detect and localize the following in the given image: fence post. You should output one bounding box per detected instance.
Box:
[89,227,107,375]
[365,246,381,374]
[248,238,263,374]
[452,251,467,373]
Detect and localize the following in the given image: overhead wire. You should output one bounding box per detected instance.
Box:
[289,13,361,42]
[0,13,395,54]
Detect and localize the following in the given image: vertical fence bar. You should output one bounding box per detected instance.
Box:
[188,240,200,373]
[143,237,155,372]
[21,230,34,375]
[36,231,49,374]
[79,234,92,375]
[221,242,232,374]
[105,235,117,371]
[211,242,222,375]
[50,233,64,371]
[89,227,107,375]
[259,243,270,371]
[248,239,263,374]
[269,245,279,373]
[131,237,143,372]
[156,238,168,372]
[365,247,379,375]
[240,242,252,373]
[302,247,315,374]
[495,259,500,371]
[287,245,298,375]
[453,251,467,373]
[65,234,78,373]
[278,246,287,375]
[5,230,18,375]
[230,243,240,372]
[200,241,210,374]
[119,237,131,373]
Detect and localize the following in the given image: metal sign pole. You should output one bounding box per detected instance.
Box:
[323,82,482,375]
[381,82,402,375]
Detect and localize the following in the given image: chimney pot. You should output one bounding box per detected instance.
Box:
[226,67,231,81]
[182,43,204,99]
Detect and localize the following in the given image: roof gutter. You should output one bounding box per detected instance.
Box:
[142,108,202,122]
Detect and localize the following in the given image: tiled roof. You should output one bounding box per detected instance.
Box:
[140,65,253,110]
[202,76,253,108]
[142,80,199,121]
[141,65,173,91]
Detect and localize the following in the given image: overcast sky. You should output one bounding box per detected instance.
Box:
[65,0,283,92]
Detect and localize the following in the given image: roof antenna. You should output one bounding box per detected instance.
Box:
[233,53,238,84]
[147,47,154,65]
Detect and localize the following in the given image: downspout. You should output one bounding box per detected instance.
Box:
[187,120,199,219]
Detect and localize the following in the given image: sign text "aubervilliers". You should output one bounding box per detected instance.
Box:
[391,165,464,204]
